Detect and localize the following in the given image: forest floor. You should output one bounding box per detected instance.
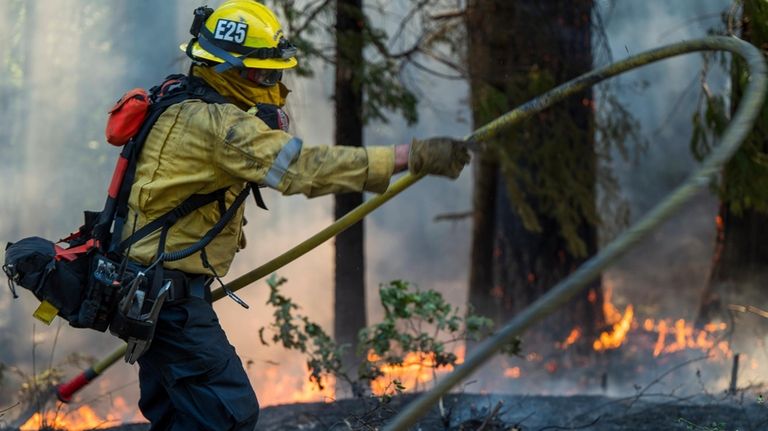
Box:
[88,392,768,431]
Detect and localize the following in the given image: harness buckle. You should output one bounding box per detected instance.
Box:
[223,286,249,309]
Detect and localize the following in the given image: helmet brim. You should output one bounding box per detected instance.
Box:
[180,42,298,70]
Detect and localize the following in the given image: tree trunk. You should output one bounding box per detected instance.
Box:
[696,0,768,340]
[334,0,366,395]
[467,0,604,350]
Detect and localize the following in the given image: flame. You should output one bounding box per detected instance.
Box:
[368,346,464,396]
[504,367,521,379]
[584,281,732,358]
[591,303,731,358]
[556,327,582,350]
[254,366,335,405]
[253,345,467,405]
[593,305,634,351]
[20,404,117,431]
[544,360,558,374]
[18,395,145,430]
[602,284,624,325]
[653,320,668,357]
[587,289,597,303]
[526,352,542,362]
[292,373,336,403]
[643,318,654,332]
[591,308,732,358]
[643,318,731,358]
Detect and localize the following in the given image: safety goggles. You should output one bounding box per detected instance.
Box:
[240,68,283,87]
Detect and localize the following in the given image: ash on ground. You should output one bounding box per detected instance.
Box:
[91,392,768,431]
[254,393,768,430]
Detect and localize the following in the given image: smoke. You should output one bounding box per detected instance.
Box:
[0,0,755,422]
[218,0,474,404]
[597,0,729,319]
[462,0,748,397]
[0,0,204,416]
[0,0,473,417]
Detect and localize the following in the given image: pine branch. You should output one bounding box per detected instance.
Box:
[295,0,334,38]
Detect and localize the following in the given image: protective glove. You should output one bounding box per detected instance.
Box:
[409,137,471,179]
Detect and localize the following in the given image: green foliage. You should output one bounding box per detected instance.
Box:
[377,379,406,404]
[690,0,768,215]
[745,0,768,44]
[265,0,420,125]
[358,280,506,381]
[475,56,643,257]
[362,59,419,125]
[479,65,600,257]
[690,93,728,161]
[260,274,344,390]
[259,276,520,394]
[595,89,645,244]
[464,4,647,258]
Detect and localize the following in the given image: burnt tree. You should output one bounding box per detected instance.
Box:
[696,0,768,338]
[334,0,367,386]
[466,0,605,350]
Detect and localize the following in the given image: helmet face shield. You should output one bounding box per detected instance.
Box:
[240,68,283,87]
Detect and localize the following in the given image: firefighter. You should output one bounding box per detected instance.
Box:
[123,1,470,429]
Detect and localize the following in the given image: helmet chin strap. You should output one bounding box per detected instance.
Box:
[196,35,245,73]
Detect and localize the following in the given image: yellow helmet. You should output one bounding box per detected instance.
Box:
[181,0,298,72]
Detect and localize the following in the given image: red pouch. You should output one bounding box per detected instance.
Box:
[105,88,149,146]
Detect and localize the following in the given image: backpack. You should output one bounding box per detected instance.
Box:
[3,74,282,334]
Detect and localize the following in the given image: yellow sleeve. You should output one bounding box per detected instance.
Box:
[214,108,395,197]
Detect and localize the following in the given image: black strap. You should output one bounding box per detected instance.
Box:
[116,189,227,254]
[161,185,252,263]
[198,28,293,59]
[249,182,268,210]
[108,76,230,254]
[118,184,253,266]
[113,76,228,223]
[149,223,171,304]
[104,75,277,264]
[114,78,227,220]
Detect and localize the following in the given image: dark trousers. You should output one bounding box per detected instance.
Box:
[137,297,259,430]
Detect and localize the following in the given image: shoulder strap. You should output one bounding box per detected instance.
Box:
[101,74,273,262]
[115,189,226,254]
[114,75,229,223]
[106,75,232,255]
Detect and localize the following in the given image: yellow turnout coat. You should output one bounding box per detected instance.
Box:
[121,100,394,275]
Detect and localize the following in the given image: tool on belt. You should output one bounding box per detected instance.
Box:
[3,74,289,363]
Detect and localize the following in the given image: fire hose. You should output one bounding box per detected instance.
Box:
[55,36,766,429]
